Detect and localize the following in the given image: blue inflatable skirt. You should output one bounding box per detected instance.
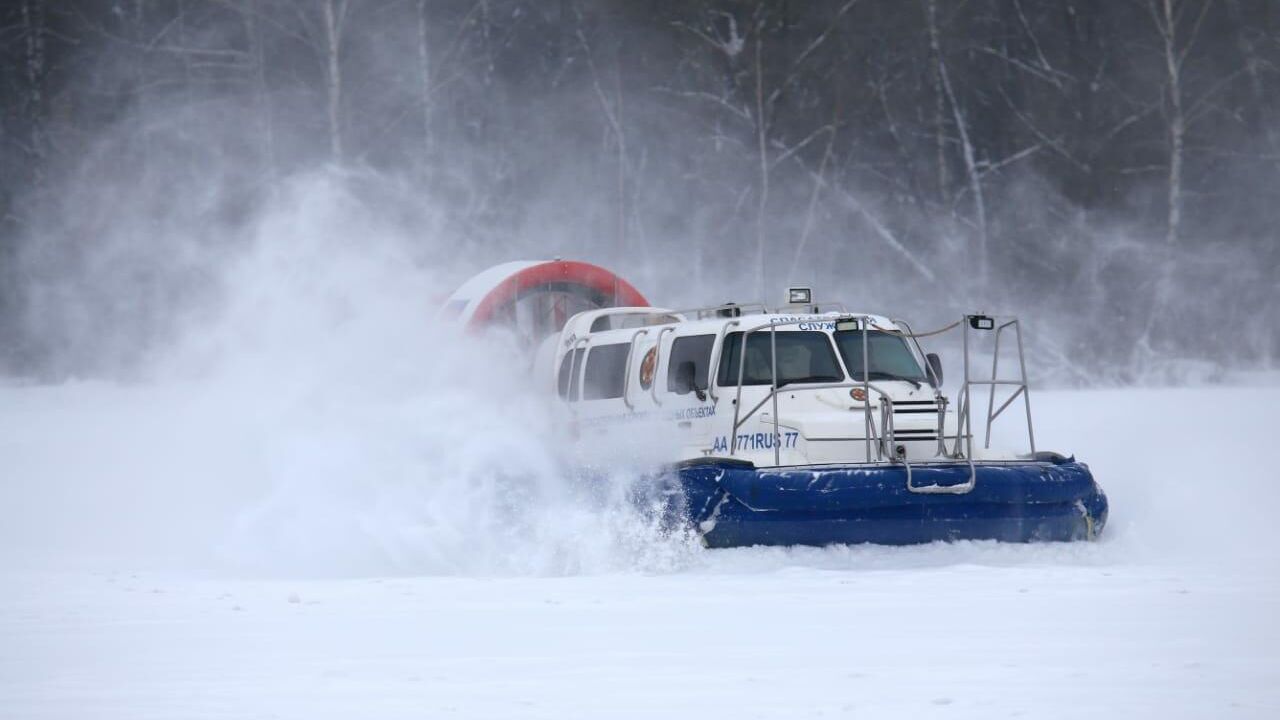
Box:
[669,454,1108,548]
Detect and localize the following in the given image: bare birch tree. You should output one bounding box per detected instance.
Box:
[19,0,47,185]
[416,0,433,169]
[928,0,990,294]
[320,0,347,162]
[1137,0,1213,356]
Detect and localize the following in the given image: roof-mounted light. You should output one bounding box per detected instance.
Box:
[968,314,995,331]
[787,287,812,304]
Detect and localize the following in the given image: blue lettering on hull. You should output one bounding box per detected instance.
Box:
[710,431,799,454]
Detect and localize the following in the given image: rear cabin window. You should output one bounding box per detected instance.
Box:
[666,334,715,392]
[582,343,631,400]
[717,331,844,387]
[557,348,585,401]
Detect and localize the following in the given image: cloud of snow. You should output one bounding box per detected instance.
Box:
[0,170,696,577]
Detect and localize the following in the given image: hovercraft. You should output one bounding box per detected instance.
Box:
[450,262,1108,547]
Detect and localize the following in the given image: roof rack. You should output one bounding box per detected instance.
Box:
[781,301,850,314]
[580,307,684,333]
[669,300,854,320]
[669,302,768,320]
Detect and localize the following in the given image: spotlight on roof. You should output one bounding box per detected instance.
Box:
[787,287,812,305]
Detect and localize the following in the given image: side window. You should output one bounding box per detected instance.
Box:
[582,343,630,400]
[666,334,715,392]
[557,348,584,401]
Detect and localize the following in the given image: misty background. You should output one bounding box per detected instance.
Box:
[1,0,1277,384]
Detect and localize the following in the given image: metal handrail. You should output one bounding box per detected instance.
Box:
[957,317,973,460]
[669,299,855,321]
[1015,319,1037,453]
[715,313,983,493]
[620,329,649,410]
[804,301,850,314]
[706,320,739,401]
[577,307,686,331]
[650,326,675,406]
[934,395,950,458]
[880,400,911,485]
[980,319,1036,453]
[913,312,1034,495]
[891,318,944,390]
[726,315,882,463]
[770,322,781,464]
[858,316,873,462]
[670,302,768,320]
[595,309,1035,498]
[728,378,897,461]
[563,336,589,404]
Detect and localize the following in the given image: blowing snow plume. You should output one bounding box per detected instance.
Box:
[0,171,694,577]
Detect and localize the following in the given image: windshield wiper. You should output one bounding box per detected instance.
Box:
[861,371,922,389]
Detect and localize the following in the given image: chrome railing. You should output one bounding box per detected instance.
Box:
[724,315,906,467]
[560,307,1035,497]
[715,312,1043,495]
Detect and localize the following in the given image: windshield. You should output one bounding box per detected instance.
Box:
[717,331,844,387]
[833,330,928,383]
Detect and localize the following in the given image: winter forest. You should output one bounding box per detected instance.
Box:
[2,0,1277,383]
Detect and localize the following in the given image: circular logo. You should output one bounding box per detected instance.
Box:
[638,347,658,390]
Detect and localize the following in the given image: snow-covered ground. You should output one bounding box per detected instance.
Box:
[2,383,1278,719]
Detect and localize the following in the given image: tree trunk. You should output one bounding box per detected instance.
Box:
[576,15,632,258]
[322,0,344,162]
[1138,0,1186,358]
[1161,0,1184,255]
[1227,0,1279,160]
[20,0,46,186]
[243,0,277,184]
[930,3,989,295]
[926,0,949,204]
[131,0,153,176]
[753,24,769,299]
[416,0,433,172]
[614,53,628,256]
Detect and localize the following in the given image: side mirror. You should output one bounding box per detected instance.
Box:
[674,360,707,400]
[926,353,944,387]
[673,360,697,394]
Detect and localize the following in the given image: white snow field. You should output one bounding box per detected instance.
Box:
[1,383,1277,719]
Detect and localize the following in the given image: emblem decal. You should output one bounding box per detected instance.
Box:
[638,347,657,390]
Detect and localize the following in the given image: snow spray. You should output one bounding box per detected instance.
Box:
[0,172,697,577]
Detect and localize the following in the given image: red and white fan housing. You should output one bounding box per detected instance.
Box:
[440,260,648,342]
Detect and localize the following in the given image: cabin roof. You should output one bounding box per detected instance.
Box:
[564,307,900,347]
